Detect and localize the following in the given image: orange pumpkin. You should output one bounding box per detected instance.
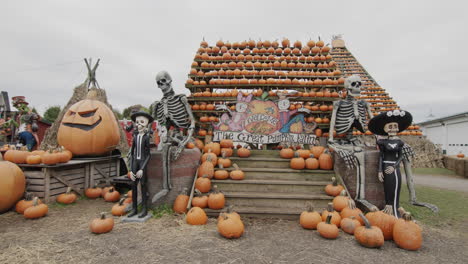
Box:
[195,175,211,193]
[340,216,362,235]
[90,213,114,234]
[56,187,78,204]
[366,207,397,240]
[300,203,322,230]
[324,177,344,196]
[15,193,43,214]
[0,161,26,213]
[321,203,341,227]
[393,209,422,250]
[340,199,363,224]
[57,90,120,156]
[354,213,384,248]
[191,189,208,208]
[173,188,189,213]
[310,146,325,158]
[280,148,294,159]
[111,198,128,216]
[237,147,251,158]
[208,185,225,209]
[296,149,310,159]
[220,139,234,148]
[319,150,333,170]
[290,153,305,170]
[333,190,350,212]
[23,197,48,219]
[201,149,218,166]
[305,155,319,170]
[229,164,245,180]
[198,156,214,178]
[317,214,339,239]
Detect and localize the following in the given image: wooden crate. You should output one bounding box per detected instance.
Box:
[20,156,122,203]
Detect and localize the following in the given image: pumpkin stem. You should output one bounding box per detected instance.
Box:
[181,187,188,196]
[306,203,314,212]
[32,197,39,206]
[194,189,202,196]
[118,198,125,206]
[66,187,72,194]
[359,213,372,229]
[325,214,332,224]
[100,212,107,220]
[108,187,114,193]
[339,190,347,197]
[331,177,337,186]
[25,192,33,201]
[226,205,234,213]
[327,202,334,212]
[233,163,239,170]
[218,163,224,169]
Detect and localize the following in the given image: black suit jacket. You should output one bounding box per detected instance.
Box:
[131,131,151,174]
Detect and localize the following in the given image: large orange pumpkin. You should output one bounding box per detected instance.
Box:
[0,161,26,213]
[57,90,120,156]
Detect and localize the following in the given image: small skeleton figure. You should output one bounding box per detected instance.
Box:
[128,111,153,218]
[369,110,438,216]
[328,75,374,209]
[150,71,195,202]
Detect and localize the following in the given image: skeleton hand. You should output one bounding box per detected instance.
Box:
[215,105,229,111]
[172,138,188,161]
[297,107,312,114]
[385,166,395,174]
[136,170,143,179]
[378,172,384,182]
[336,149,357,169]
[129,172,136,181]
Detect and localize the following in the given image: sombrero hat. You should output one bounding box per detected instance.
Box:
[131,111,154,123]
[368,109,413,136]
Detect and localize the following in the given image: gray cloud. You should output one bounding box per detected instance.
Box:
[1,0,467,122]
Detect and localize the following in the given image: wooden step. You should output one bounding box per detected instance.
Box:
[215,167,334,181]
[229,157,290,168]
[212,179,328,193]
[222,191,332,208]
[205,206,320,220]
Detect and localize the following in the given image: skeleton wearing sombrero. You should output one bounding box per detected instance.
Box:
[369,109,438,216]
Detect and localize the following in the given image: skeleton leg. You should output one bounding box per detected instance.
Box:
[354,148,376,210]
[403,159,439,213]
[151,142,171,203]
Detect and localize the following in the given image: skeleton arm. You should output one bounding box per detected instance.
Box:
[172,96,195,160]
[215,104,233,115]
[327,101,340,148]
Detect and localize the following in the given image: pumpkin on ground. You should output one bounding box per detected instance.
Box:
[173,188,189,213]
[229,163,245,180]
[56,187,78,204]
[198,156,214,178]
[208,185,225,210]
[186,206,208,225]
[237,147,251,158]
[217,213,244,238]
[290,153,305,170]
[0,161,26,213]
[214,164,229,180]
[217,205,241,222]
[111,198,128,216]
[24,197,48,219]
[393,209,422,251]
[280,148,294,159]
[305,154,319,170]
[195,175,212,193]
[340,199,363,224]
[103,188,120,202]
[191,189,208,208]
[299,203,322,230]
[318,150,333,170]
[15,193,42,214]
[321,203,341,227]
[340,216,361,235]
[332,190,349,212]
[57,89,120,156]
[101,186,114,197]
[85,184,103,199]
[90,212,114,234]
[354,213,384,248]
[366,206,397,240]
[324,177,344,196]
[317,214,339,239]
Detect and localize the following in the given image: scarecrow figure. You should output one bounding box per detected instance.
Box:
[328,75,375,209]
[12,97,40,150]
[128,111,153,218]
[369,110,438,216]
[150,71,195,202]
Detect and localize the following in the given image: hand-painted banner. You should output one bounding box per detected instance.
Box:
[213,131,317,145]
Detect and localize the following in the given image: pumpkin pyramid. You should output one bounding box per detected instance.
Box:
[41,59,128,154]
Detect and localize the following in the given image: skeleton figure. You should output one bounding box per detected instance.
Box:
[150,71,195,202]
[328,75,375,209]
[369,111,438,215]
[128,111,153,218]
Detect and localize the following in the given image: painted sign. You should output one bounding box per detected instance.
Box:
[213,93,317,144]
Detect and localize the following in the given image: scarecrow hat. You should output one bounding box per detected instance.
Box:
[368,109,413,136]
[131,111,154,123]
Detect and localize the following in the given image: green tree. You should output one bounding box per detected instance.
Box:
[43,105,61,123]
[113,109,123,120]
[122,104,147,119]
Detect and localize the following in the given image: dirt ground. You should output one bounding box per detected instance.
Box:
[1,199,467,264]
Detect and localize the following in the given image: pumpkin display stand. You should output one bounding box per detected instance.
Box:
[18,155,122,203]
[333,148,385,209]
[121,148,201,207]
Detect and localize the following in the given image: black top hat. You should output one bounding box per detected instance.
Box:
[368,109,413,136]
[131,111,154,123]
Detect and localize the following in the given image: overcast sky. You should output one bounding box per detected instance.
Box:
[1,0,467,122]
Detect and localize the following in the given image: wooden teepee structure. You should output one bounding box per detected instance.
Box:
[40,58,129,153]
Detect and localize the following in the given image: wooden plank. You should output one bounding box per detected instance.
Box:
[116,159,121,178]
[90,163,95,186]
[26,178,45,185]
[51,171,83,195]
[44,168,50,203]
[24,171,46,179]
[48,178,85,190]
[29,191,44,198]
[84,163,90,189]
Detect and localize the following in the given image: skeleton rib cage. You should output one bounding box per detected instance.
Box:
[153,94,191,129]
[335,99,368,135]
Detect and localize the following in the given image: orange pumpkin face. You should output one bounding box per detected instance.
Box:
[57,98,120,156]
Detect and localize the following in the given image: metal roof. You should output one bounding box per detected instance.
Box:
[417,111,468,126]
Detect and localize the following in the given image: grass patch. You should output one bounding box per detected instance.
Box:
[151,204,173,219]
[413,167,456,176]
[400,185,468,228]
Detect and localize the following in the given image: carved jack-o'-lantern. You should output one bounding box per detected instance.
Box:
[57,91,120,156]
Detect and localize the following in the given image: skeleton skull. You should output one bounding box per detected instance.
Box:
[384,122,399,136]
[135,116,149,133]
[155,71,173,94]
[344,75,362,97]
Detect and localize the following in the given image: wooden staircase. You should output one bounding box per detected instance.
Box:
[205,150,334,219]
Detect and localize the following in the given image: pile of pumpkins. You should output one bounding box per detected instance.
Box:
[280,145,333,170]
[300,195,422,251]
[3,146,73,165]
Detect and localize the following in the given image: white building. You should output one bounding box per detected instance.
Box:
[418,112,468,155]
